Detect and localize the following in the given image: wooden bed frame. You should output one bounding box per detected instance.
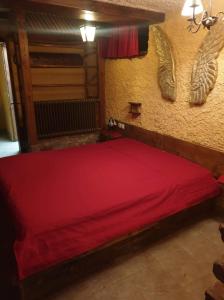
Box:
[2,124,224,300]
[1,0,222,297]
[1,198,217,300]
[121,123,224,178]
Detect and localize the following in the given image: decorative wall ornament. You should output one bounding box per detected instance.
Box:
[191,20,224,105]
[152,26,176,102]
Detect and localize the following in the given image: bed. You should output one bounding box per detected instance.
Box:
[0,138,220,299]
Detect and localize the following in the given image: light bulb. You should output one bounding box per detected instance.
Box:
[181,0,204,17]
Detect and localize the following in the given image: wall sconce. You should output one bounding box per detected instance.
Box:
[80,25,96,42]
[129,102,142,117]
[181,0,224,33]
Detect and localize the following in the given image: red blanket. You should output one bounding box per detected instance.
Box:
[0,138,220,279]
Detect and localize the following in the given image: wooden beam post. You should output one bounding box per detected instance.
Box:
[97,41,105,129]
[13,7,37,147]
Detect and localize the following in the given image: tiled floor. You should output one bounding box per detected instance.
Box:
[0,135,20,158]
[46,218,224,300]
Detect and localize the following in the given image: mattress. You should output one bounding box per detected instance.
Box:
[0,138,220,280]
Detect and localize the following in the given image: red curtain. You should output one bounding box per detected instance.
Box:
[99,26,139,59]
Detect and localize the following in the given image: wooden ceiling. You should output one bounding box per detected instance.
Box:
[26,12,84,43]
[0,0,165,26]
[0,0,165,42]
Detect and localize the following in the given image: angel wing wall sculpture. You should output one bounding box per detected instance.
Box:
[152,26,176,102]
[191,20,224,105]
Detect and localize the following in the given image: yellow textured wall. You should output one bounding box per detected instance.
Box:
[105,1,224,152]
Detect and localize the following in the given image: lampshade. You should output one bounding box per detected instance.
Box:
[80,25,96,42]
[181,0,204,17]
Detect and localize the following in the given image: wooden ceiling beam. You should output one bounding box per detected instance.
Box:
[27,0,165,25]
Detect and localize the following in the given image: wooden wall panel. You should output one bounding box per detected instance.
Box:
[21,25,100,139]
[87,68,98,85]
[33,86,85,101]
[30,44,89,103]
[29,44,84,55]
[31,68,85,85]
[87,86,98,98]
[85,53,97,66]
[97,41,105,129]
[30,52,83,67]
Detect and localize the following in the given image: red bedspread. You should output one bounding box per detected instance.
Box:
[0,138,220,279]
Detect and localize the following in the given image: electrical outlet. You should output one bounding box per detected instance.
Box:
[118,122,125,130]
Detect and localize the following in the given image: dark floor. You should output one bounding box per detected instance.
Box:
[46,218,223,300]
[0,135,19,158]
[31,133,99,152]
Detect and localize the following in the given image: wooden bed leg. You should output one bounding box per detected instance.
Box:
[213,258,224,283]
[205,224,224,300]
[219,224,224,242]
[205,282,224,300]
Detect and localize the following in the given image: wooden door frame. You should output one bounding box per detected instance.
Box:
[0,42,18,142]
[9,8,38,150]
[6,39,28,151]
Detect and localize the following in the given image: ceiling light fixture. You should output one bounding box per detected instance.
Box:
[80,25,96,42]
[83,10,95,21]
[181,0,224,33]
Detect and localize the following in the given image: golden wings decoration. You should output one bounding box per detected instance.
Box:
[152,26,176,102]
[191,20,224,105]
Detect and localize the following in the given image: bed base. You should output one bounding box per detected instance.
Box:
[3,198,213,300]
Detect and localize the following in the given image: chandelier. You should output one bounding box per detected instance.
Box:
[181,0,224,33]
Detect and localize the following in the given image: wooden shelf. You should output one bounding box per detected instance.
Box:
[31,65,97,69]
[129,102,142,117]
[128,112,141,117]
[31,65,84,68]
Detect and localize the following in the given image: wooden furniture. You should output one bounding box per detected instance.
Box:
[5,199,216,300]
[215,177,224,216]
[129,102,142,117]
[21,200,214,300]
[206,282,224,300]
[0,136,220,300]
[99,129,123,142]
[119,122,224,177]
[205,224,224,300]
